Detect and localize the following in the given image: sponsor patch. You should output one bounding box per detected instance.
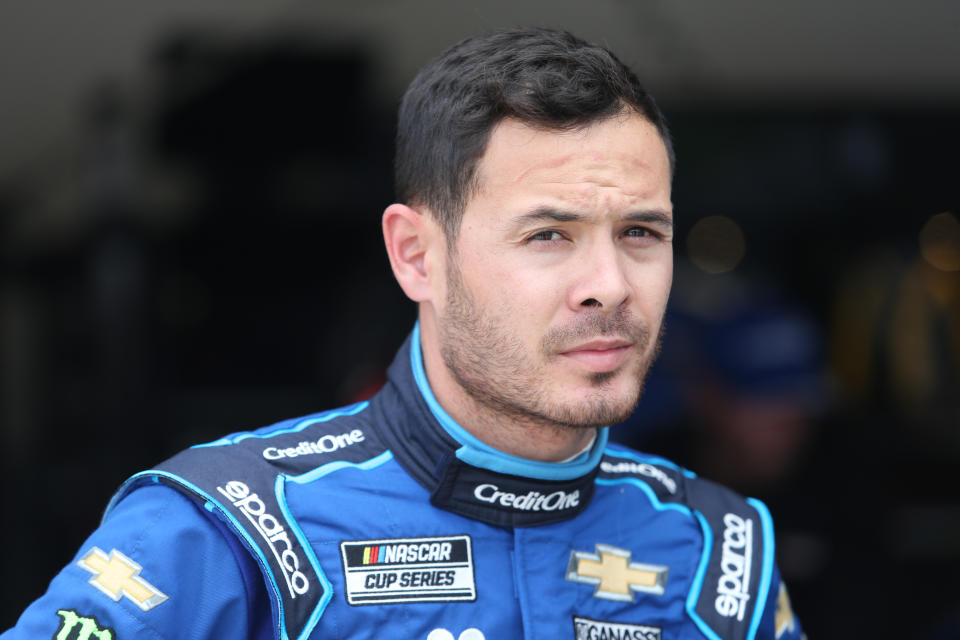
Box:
[573,616,662,640]
[340,535,476,605]
[76,547,167,611]
[472,483,580,513]
[714,513,753,621]
[262,429,365,461]
[54,609,115,640]
[599,460,677,494]
[567,544,668,602]
[216,479,311,599]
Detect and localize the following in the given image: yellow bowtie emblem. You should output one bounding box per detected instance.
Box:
[77,547,168,611]
[566,544,668,602]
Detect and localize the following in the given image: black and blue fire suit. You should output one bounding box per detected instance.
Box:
[3,325,803,640]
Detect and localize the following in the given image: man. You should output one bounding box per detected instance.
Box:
[4,28,804,640]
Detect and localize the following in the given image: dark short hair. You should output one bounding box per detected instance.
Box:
[394,27,675,238]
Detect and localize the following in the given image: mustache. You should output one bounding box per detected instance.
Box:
[541,309,650,353]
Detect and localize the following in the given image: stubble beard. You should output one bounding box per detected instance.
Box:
[438,258,662,432]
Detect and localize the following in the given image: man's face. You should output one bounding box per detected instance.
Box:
[434,113,674,430]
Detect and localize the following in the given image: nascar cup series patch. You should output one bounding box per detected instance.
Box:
[340,535,476,605]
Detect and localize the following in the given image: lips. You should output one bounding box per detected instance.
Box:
[559,339,634,373]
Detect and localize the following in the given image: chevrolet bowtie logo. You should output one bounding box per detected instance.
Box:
[566,544,668,602]
[77,547,168,611]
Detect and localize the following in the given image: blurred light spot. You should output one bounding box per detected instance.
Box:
[919,212,960,272]
[687,216,746,274]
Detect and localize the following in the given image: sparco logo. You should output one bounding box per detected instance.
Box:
[714,512,753,620]
[263,429,364,460]
[473,484,579,512]
[217,480,310,598]
[600,460,677,494]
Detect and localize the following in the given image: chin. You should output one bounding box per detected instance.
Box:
[547,387,641,430]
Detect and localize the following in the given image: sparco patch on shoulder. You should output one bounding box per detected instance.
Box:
[573,616,662,640]
[340,535,476,605]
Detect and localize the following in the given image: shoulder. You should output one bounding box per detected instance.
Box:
[186,400,380,471]
[125,401,385,499]
[3,483,262,640]
[599,442,764,520]
[599,443,793,640]
[101,402,388,640]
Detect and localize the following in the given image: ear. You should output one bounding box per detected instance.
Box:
[382,203,440,302]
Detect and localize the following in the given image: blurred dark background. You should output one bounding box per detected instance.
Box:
[1,2,958,638]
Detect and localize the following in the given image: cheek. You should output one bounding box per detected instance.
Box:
[629,259,673,311]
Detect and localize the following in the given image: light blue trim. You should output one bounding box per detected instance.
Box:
[409,322,608,481]
[745,498,776,640]
[108,471,290,640]
[193,402,370,448]
[275,474,333,640]
[602,443,698,478]
[288,450,394,485]
[687,511,723,640]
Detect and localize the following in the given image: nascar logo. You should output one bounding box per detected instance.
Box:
[360,540,454,565]
[340,535,476,605]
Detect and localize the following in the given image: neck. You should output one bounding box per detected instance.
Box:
[417,314,596,463]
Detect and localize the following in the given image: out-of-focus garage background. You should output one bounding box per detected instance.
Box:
[1,1,958,637]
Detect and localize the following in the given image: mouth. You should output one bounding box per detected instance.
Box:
[558,339,634,373]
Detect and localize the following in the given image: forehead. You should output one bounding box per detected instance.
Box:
[474,114,672,203]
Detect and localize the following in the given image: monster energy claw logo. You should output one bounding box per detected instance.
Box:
[54,609,115,640]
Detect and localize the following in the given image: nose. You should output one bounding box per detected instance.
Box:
[567,239,630,311]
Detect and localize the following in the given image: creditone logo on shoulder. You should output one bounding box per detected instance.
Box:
[262,428,364,460]
[599,460,677,495]
[216,480,310,599]
[714,512,754,621]
[473,483,580,512]
[340,535,476,605]
[573,616,662,640]
[54,609,114,640]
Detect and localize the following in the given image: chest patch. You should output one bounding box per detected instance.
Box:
[340,535,476,605]
[566,543,668,602]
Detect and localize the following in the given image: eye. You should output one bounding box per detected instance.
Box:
[527,229,566,242]
[623,227,654,238]
[621,226,666,247]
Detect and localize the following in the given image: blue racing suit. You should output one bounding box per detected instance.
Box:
[3,326,804,640]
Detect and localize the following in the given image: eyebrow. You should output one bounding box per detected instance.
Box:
[511,206,674,230]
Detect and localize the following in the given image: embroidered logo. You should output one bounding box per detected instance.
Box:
[216,479,310,598]
[262,428,365,460]
[566,544,668,602]
[54,609,115,640]
[472,483,580,512]
[599,460,677,494]
[76,548,168,611]
[340,535,476,605]
[714,513,753,620]
[573,616,662,640]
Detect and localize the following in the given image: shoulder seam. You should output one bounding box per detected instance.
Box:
[196,401,371,448]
